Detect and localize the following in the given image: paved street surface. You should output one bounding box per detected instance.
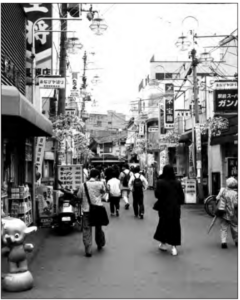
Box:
[2,191,237,299]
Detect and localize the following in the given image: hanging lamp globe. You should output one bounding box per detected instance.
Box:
[199,49,214,66]
[89,17,108,35]
[175,33,191,51]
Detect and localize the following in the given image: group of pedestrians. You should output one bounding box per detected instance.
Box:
[78,163,238,258]
[78,163,149,257]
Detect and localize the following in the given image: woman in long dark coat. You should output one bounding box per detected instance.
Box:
[153,164,184,256]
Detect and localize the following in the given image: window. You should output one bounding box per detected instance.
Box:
[97,121,102,126]
[108,122,112,125]
[155,73,164,80]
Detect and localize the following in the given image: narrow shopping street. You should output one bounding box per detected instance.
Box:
[2,191,237,299]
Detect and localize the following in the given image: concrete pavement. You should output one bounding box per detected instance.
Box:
[2,191,238,298]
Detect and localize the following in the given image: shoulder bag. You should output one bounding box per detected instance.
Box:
[84,183,109,227]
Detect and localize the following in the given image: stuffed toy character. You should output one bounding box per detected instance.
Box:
[2,217,37,274]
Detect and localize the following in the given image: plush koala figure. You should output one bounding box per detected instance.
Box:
[2,217,37,274]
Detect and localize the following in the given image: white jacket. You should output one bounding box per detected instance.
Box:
[107,178,121,197]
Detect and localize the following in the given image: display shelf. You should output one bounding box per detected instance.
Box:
[9,193,30,200]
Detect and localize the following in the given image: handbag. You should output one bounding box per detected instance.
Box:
[102,193,109,202]
[84,183,109,227]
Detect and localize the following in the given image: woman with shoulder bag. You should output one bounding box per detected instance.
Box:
[77,169,108,257]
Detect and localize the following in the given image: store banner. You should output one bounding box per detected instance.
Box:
[164,83,174,129]
[23,4,52,70]
[35,137,46,178]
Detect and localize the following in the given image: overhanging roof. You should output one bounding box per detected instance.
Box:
[2,85,53,137]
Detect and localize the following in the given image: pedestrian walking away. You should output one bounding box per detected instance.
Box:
[119,163,133,209]
[215,177,238,249]
[153,164,184,256]
[107,170,121,216]
[128,166,148,219]
[77,169,107,257]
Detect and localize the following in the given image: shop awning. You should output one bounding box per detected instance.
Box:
[2,86,53,137]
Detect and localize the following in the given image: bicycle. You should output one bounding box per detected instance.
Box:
[204,195,218,217]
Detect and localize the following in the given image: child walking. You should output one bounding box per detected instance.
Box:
[107,170,121,217]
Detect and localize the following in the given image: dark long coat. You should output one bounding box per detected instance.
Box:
[153,178,184,246]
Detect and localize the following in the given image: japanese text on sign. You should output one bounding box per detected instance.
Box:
[214,89,238,113]
[58,165,83,190]
[164,83,174,129]
[226,158,238,177]
[35,137,46,174]
[39,78,65,89]
[23,4,52,54]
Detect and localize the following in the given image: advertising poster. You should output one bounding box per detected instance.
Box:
[184,179,197,204]
[36,185,55,227]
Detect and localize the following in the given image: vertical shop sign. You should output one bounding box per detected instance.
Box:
[35,137,46,172]
[164,84,174,129]
[139,123,145,136]
[195,124,201,151]
[23,4,52,71]
[70,72,80,99]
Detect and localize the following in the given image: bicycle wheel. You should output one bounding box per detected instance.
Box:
[204,196,217,217]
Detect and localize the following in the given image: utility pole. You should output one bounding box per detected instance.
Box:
[81,51,87,118]
[191,48,204,201]
[58,3,68,115]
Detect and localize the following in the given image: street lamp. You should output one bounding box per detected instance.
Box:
[89,15,108,35]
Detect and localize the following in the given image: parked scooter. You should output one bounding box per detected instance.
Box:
[52,180,82,233]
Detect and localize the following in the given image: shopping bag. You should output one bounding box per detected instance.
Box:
[102,193,109,202]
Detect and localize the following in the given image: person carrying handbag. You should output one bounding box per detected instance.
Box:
[77,169,108,257]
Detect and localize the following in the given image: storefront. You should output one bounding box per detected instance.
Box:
[210,115,238,194]
[1,85,53,225]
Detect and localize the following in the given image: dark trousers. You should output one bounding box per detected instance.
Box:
[132,191,144,216]
[82,212,106,254]
[109,196,121,214]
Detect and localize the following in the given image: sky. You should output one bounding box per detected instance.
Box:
[65,2,237,117]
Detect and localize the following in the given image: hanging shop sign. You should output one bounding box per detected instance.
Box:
[164,83,174,129]
[213,81,237,90]
[39,77,65,89]
[214,89,238,113]
[35,137,46,171]
[23,4,52,71]
[57,165,83,190]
